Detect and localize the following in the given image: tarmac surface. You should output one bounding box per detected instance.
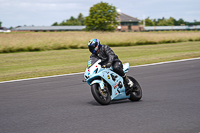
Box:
[0,58,200,133]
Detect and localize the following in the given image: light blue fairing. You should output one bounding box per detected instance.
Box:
[84,60,130,100]
[123,63,129,73]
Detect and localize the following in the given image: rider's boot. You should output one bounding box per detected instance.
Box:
[123,74,134,88]
[123,74,134,95]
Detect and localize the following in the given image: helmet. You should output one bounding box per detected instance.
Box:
[88,39,101,54]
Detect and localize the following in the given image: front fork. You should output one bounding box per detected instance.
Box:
[91,78,108,95]
[91,79,104,90]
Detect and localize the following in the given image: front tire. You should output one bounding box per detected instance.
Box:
[91,83,111,105]
[128,76,142,102]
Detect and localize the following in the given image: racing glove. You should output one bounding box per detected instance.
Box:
[102,62,112,68]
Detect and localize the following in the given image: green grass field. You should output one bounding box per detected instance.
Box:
[0,41,200,82]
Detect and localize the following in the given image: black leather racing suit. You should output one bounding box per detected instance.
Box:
[90,45,125,77]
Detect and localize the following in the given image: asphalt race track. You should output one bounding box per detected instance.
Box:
[0,58,200,133]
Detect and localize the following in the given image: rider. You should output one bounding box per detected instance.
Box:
[87,38,134,94]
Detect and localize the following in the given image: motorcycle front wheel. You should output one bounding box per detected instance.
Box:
[91,83,111,105]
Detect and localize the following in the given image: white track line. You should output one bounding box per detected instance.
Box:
[0,57,200,84]
[130,57,200,68]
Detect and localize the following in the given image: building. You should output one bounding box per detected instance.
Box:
[144,25,200,31]
[12,26,86,32]
[0,27,11,32]
[12,13,142,32]
[116,12,142,32]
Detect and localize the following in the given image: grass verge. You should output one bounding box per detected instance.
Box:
[0,41,200,82]
[1,31,200,53]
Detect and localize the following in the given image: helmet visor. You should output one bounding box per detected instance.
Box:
[89,42,98,54]
[89,45,96,54]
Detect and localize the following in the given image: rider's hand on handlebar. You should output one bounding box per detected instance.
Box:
[102,65,106,68]
[102,62,112,68]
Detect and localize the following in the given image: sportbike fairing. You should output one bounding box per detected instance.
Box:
[84,59,130,100]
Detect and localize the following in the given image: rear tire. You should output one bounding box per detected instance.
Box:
[91,83,111,105]
[128,76,142,102]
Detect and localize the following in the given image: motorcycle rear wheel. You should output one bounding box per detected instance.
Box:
[128,76,142,102]
[91,83,111,105]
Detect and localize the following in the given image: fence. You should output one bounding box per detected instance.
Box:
[144,25,200,31]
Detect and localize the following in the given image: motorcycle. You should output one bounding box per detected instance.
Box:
[83,58,142,105]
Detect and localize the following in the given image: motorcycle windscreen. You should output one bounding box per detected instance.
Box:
[87,56,99,68]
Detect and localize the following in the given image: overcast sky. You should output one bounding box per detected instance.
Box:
[0,0,199,28]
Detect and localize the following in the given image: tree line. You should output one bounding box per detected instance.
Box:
[51,2,119,31]
[52,13,200,29]
[52,13,85,26]
[140,17,200,26]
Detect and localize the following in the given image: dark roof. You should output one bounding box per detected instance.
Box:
[13,26,86,31]
[116,13,140,22]
[0,27,8,30]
